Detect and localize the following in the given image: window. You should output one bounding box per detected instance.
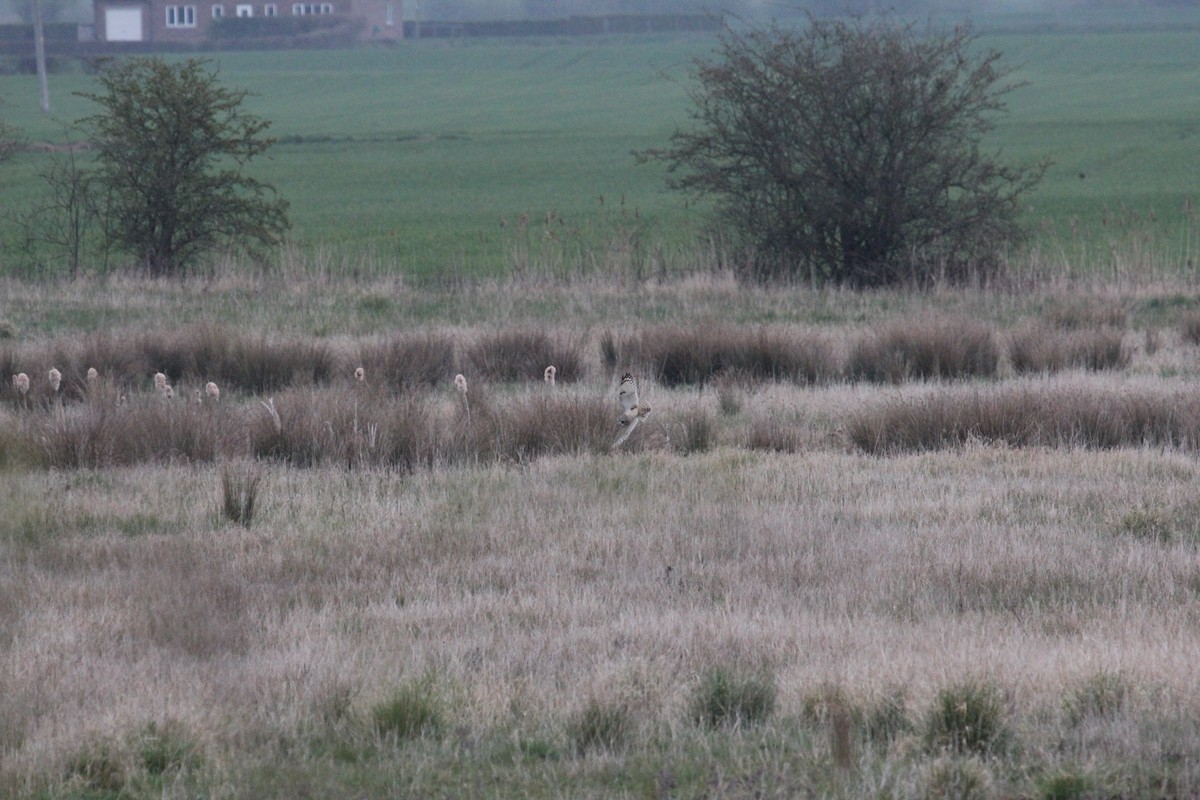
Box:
[291,2,332,13]
[264,4,277,15]
[165,5,196,26]
[385,1,395,25]
[212,4,223,17]
[236,4,252,16]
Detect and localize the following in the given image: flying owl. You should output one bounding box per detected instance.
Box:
[612,373,651,449]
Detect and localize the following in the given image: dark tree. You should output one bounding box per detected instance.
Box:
[640,17,1047,286]
[77,57,289,276]
[0,98,21,165]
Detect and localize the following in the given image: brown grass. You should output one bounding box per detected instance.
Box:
[847,316,1000,383]
[6,446,1200,795]
[616,324,839,387]
[357,333,456,390]
[10,276,1200,795]
[1009,325,1131,374]
[464,328,586,384]
[31,395,231,468]
[1181,311,1200,346]
[846,379,1200,454]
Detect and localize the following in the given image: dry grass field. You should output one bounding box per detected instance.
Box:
[6,271,1200,798]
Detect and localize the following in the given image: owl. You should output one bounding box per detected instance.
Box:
[612,373,651,449]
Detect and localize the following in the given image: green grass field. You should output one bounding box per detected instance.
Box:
[1,13,1200,280]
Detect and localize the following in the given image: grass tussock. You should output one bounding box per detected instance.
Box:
[921,755,995,800]
[357,333,456,390]
[744,415,807,453]
[220,464,264,527]
[672,409,715,455]
[689,667,776,730]
[568,698,632,755]
[847,316,1000,383]
[1009,325,1131,374]
[33,395,230,468]
[486,391,615,460]
[1181,311,1200,346]
[464,329,585,384]
[2,324,337,400]
[615,325,838,387]
[249,387,440,469]
[846,382,1200,454]
[1042,300,1129,330]
[248,385,614,468]
[371,680,446,742]
[924,680,1011,757]
[1062,671,1133,728]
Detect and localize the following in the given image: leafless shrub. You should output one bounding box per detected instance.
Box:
[847,384,1200,455]
[465,329,585,384]
[358,333,456,390]
[1009,325,1130,374]
[617,325,838,387]
[847,317,999,383]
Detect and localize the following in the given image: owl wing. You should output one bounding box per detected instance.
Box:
[611,415,640,449]
[618,373,639,417]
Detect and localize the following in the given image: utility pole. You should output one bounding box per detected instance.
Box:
[33,0,51,113]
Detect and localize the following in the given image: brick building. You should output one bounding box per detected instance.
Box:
[93,0,402,44]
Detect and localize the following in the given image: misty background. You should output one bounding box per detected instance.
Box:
[1,0,1193,27]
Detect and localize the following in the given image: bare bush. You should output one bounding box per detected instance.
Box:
[847,317,1000,383]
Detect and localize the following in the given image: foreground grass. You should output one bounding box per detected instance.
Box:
[4,447,1200,797]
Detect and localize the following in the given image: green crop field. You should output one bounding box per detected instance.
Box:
[1,12,1200,280]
